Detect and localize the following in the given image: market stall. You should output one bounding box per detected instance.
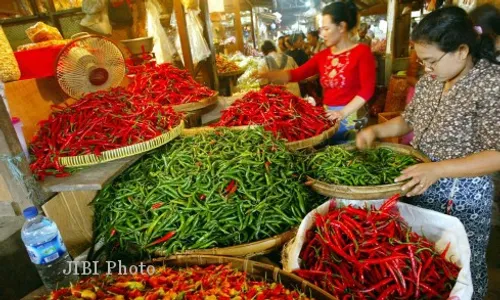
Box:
[0,1,481,300]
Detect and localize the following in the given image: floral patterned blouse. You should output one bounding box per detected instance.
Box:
[402,59,500,161]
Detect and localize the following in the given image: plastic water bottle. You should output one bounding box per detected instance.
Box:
[21,206,78,290]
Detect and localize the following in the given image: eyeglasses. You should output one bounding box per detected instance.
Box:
[417,52,447,70]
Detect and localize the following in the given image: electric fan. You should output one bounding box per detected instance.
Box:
[55,34,126,99]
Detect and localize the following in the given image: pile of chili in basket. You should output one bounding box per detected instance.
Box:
[295,194,460,299]
[40,264,313,300]
[216,54,241,74]
[127,62,216,106]
[29,87,183,180]
[212,85,335,142]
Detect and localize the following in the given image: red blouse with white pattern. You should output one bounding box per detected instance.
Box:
[289,44,376,106]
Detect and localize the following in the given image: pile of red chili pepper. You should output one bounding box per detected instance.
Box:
[29,87,183,180]
[216,54,241,74]
[295,194,460,299]
[39,264,313,300]
[127,62,216,105]
[213,85,335,142]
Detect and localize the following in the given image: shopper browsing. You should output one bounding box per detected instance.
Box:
[259,1,376,144]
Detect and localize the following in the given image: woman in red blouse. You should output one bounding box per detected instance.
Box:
[260,0,376,143]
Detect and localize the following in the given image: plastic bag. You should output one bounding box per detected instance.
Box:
[26,22,63,43]
[146,0,175,64]
[181,0,199,10]
[173,9,211,66]
[80,0,112,35]
[283,198,473,300]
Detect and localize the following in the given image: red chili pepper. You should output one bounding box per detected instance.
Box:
[151,202,164,210]
[146,231,176,247]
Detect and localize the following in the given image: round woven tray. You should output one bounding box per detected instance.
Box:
[218,69,244,77]
[286,122,340,151]
[155,228,297,258]
[182,122,339,150]
[172,92,219,112]
[307,142,431,200]
[144,255,335,299]
[59,121,184,167]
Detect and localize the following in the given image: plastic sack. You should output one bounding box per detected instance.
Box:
[283,198,473,300]
[173,9,211,66]
[146,0,175,64]
[80,0,112,35]
[26,22,63,43]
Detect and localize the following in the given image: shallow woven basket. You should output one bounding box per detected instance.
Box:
[308,142,431,200]
[143,255,335,299]
[154,228,297,258]
[286,122,340,151]
[59,121,184,167]
[172,92,219,112]
[218,69,244,77]
[181,122,339,150]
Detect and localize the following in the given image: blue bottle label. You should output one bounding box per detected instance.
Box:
[26,233,67,265]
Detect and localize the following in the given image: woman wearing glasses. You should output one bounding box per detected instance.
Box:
[357,7,499,299]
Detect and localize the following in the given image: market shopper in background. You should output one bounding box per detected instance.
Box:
[259,1,376,144]
[355,23,372,47]
[285,33,309,66]
[277,36,288,53]
[258,40,301,97]
[470,3,500,60]
[306,30,326,56]
[356,7,500,299]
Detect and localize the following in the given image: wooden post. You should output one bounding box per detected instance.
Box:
[0,96,49,216]
[233,0,244,52]
[199,0,219,90]
[250,7,257,49]
[174,0,195,75]
[384,0,398,86]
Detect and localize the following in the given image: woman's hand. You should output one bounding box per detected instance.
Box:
[326,110,344,122]
[356,127,377,149]
[395,163,442,197]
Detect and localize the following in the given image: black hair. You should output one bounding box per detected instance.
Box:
[261,40,277,55]
[322,0,358,30]
[412,6,498,64]
[308,30,320,39]
[290,33,303,45]
[470,4,500,36]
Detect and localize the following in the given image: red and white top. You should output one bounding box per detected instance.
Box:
[290,44,376,106]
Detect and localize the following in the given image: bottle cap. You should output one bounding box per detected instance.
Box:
[23,206,38,219]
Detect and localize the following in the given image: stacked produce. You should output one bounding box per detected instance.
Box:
[29,87,183,180]
[127,62,216,105]
[212,85,335,142]
[295,195,460,299]
[40,264,313,300]
[306,146,420,186]
[216,54,241,74]
[236,57,260,93]
[91,128,325,260]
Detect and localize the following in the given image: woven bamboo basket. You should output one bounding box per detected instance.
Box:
[172,92,219,112]
[59,121,184,167]
[180,124,261,137]
[155,228,297,258]
[218,69,244,78]
[286,122,340,151]
[308,142,431,200]
[143,255,335,299]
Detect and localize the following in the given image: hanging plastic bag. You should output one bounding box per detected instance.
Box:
[173,8,211,66]
[283,198,474,300]
[80,0,112,35]
[146,0,175,64]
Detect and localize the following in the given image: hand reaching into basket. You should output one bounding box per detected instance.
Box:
[396,163,441,197]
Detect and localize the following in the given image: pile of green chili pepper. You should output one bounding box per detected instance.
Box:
[305,146,420,186]
[90,128,325,261]
[295,195,460,299]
